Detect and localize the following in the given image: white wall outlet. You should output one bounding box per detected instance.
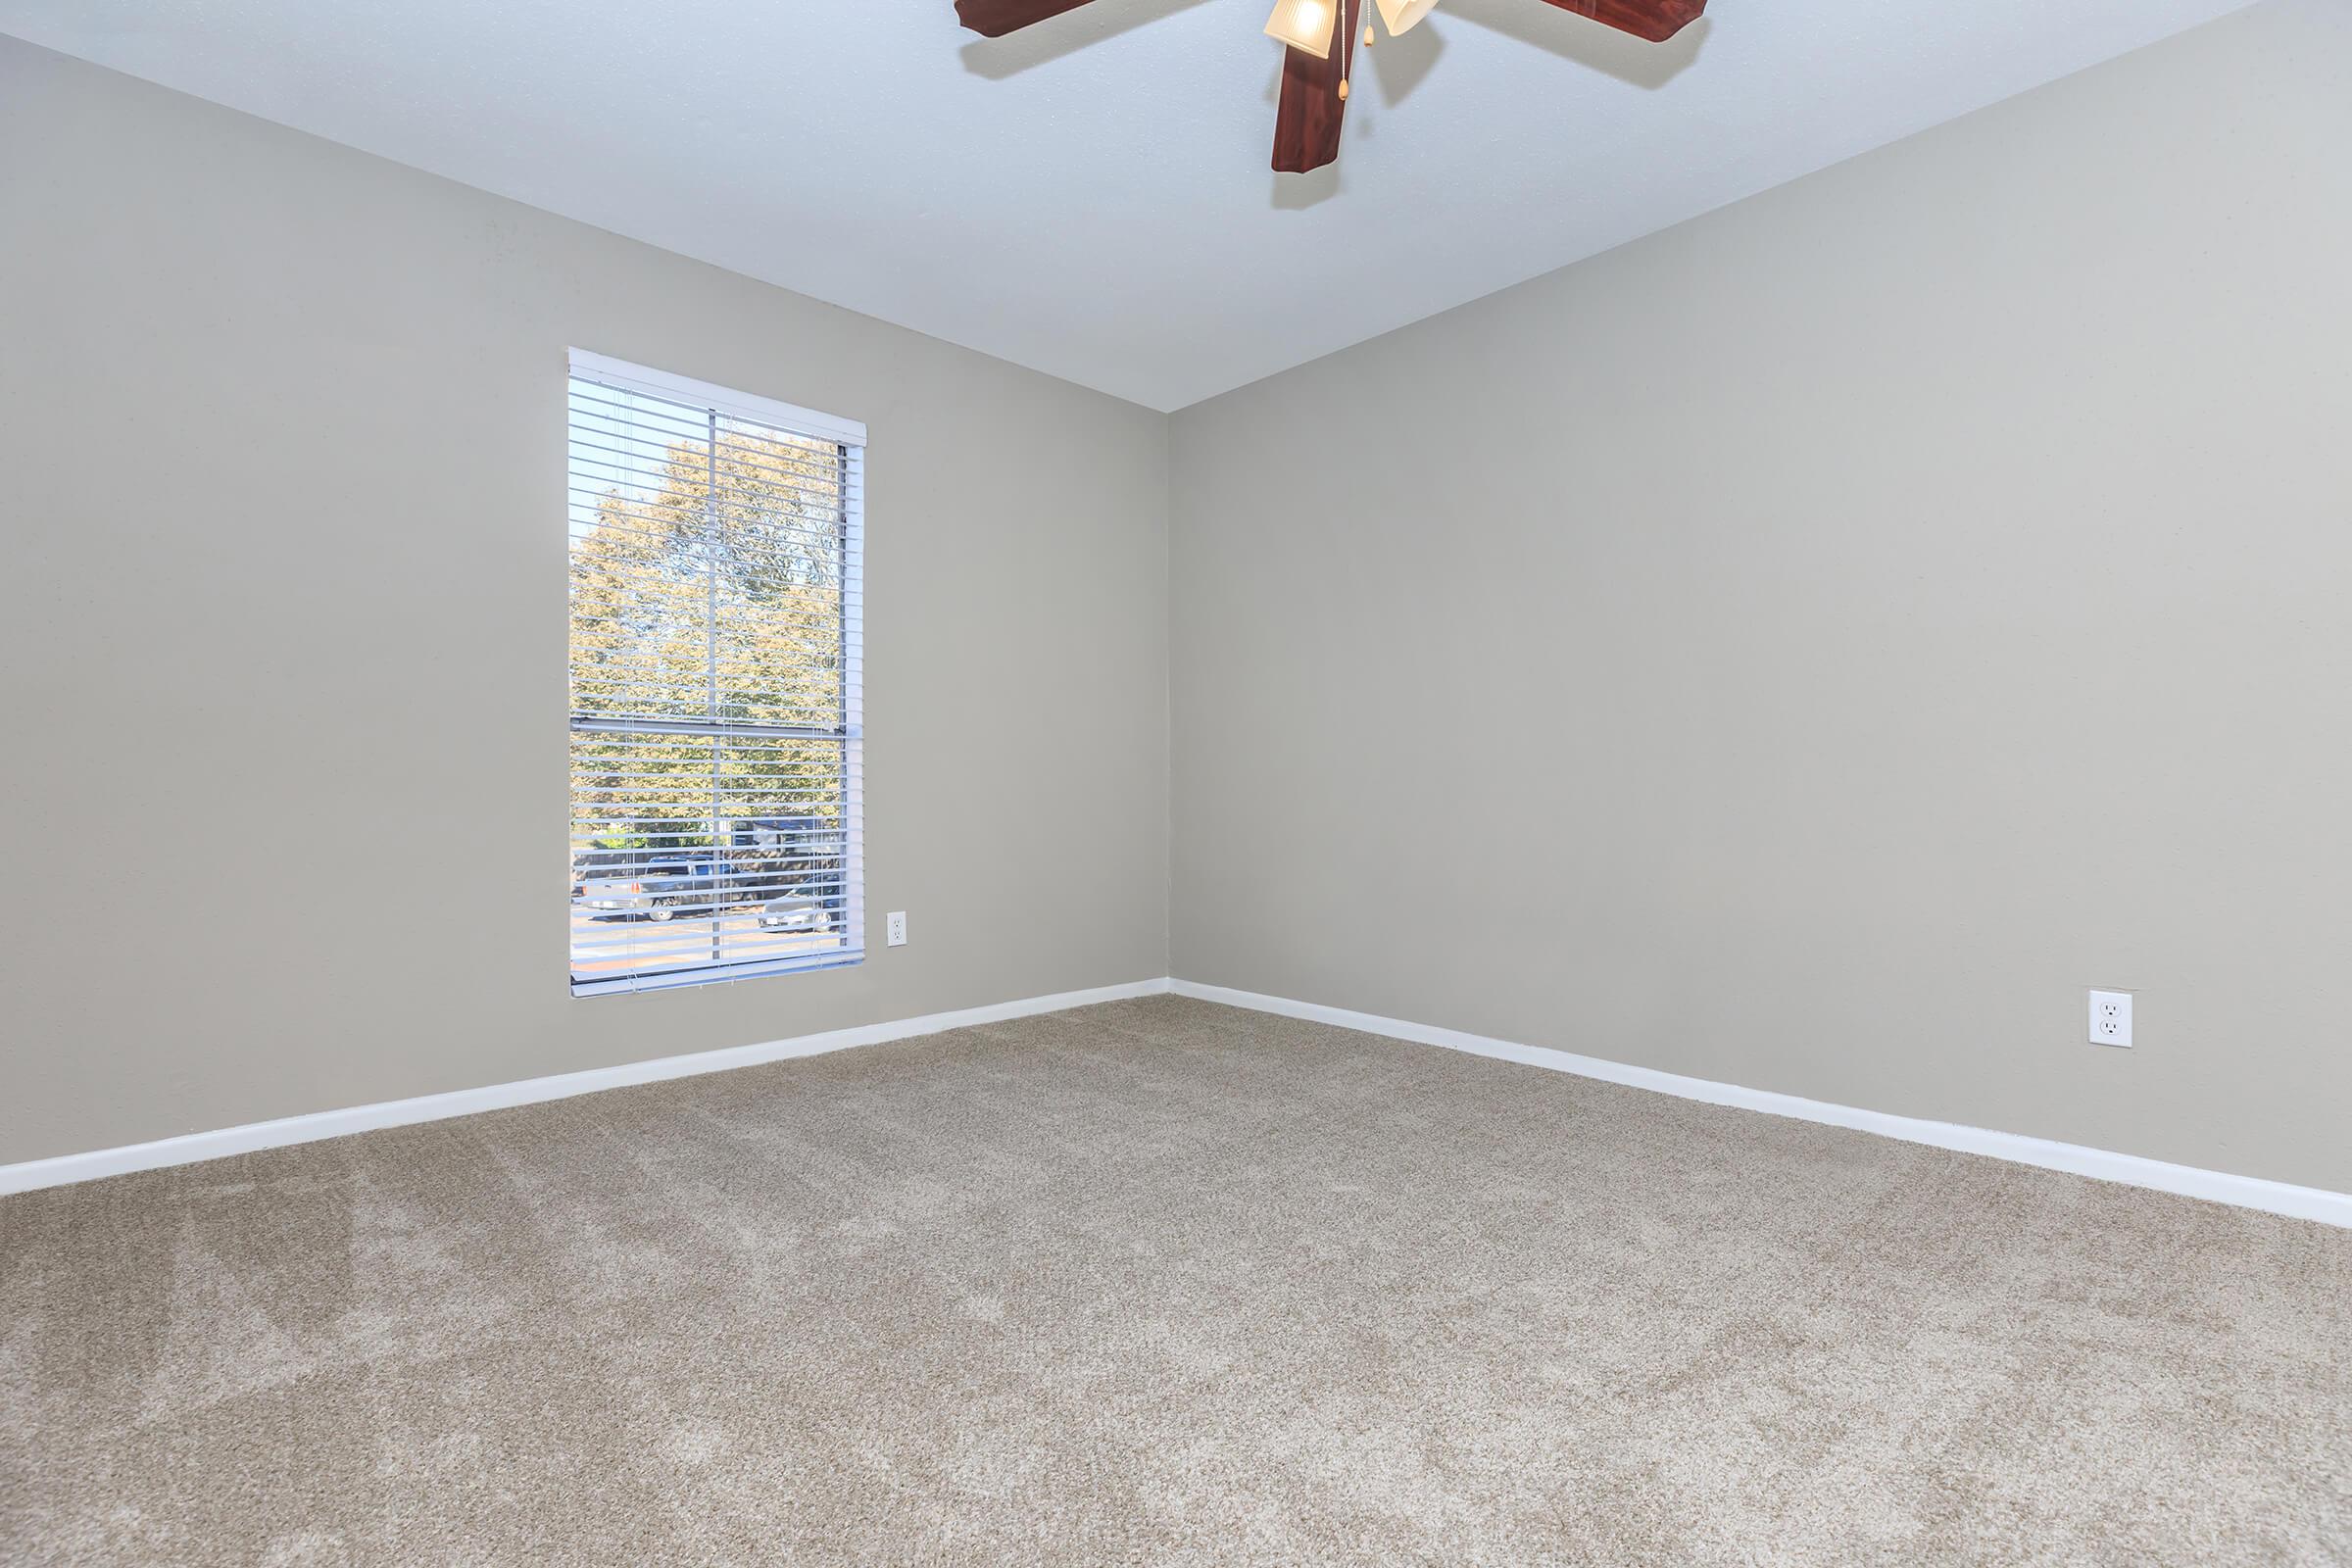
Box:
[2088,989,2132,1048]
[886,911,907,948]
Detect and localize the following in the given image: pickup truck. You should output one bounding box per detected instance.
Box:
[576,858,742,922]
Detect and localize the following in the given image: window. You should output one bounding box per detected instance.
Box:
[566,351,863,995]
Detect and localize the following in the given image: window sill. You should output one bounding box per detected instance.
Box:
[571,948,865,999]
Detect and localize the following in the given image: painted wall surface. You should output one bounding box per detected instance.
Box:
[1170,0,2352,1193]
[0,38,1170,1162]
[7,2,2350,1194]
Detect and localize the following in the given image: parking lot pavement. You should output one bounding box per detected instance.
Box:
[569,906,841,976]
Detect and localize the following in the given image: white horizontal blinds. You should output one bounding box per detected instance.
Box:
[567,357,864,995]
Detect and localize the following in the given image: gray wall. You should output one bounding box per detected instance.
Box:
[7,3,2349,1193]
[0,38,1170,1164]
[1171,0,2352,1194]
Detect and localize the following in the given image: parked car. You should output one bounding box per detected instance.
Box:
[760,884,845,933]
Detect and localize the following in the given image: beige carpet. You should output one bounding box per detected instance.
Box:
[3,996,2346,1565]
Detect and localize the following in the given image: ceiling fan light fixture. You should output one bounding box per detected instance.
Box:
[957,0,1710,176]
[1264,0,1338,59]
[1374,0,1441,35]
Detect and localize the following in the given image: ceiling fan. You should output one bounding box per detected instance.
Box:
[954,0,1706,172]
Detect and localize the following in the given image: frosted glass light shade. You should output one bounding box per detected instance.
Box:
[1375,0,1440,34]
[1264,0,1338,58]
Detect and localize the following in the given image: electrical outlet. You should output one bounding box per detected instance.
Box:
[2088,990,2132,1048]
[886,911,907,948]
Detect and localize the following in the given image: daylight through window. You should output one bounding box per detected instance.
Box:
[566,352,864,994]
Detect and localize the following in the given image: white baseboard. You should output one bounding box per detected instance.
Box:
[16,974,2345,1231]
[0,978,1173,1196]
[1171,980,2352,1231]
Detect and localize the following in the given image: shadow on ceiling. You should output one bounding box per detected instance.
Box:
[960,0,1217,77]
[1446,1,1710,89]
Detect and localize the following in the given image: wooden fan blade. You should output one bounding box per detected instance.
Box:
[1531,0,1706,44]
[955,0,1105,37]
[1271,0,1363,173]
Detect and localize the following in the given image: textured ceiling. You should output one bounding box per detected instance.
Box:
[0,0,2257,409]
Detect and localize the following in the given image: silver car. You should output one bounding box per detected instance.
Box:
[760,886,839,932]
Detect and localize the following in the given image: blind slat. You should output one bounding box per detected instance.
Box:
[563,425,851,484]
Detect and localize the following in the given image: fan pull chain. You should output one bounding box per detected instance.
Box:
[1339,1,1363,101]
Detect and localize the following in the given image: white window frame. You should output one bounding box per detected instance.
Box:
[566,350,866,997]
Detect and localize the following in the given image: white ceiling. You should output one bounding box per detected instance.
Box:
[1,0,2255,410]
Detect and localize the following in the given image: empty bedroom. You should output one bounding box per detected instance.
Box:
[1,0,2346,1561]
